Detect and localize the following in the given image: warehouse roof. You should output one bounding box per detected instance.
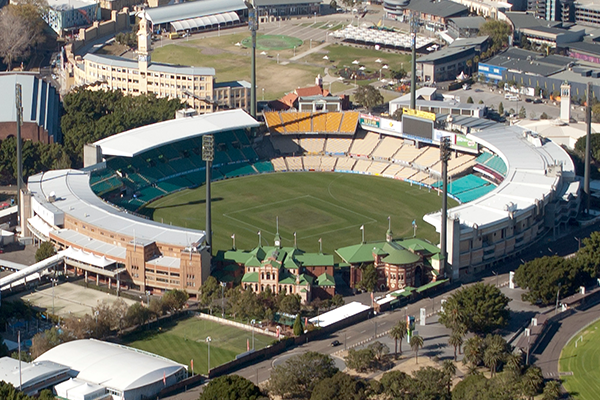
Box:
[404,0,468,18]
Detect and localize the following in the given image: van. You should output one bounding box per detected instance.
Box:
[168,32,181,40]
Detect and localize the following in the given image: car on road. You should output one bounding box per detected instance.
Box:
[331,340,341,347]
[533,99,543,104]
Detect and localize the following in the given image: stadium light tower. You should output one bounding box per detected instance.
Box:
[245,0,258,118]
[202,135,214,253]
[409,12,418,110]
[584,81,593,215]
[15,84,24,228]
[439,136,452,278]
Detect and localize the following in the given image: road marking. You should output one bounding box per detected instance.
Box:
[380,321,387,326]
[347,336,352,339]
[360,329,366,333]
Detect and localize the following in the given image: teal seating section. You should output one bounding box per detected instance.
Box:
[253,161,275,173]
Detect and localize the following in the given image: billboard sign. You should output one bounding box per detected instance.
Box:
[359,114,380,128]
[402,107,436,121]
[455,134,478,151]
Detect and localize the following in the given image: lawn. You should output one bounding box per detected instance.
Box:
[123,316,272,375]
[152,37,323,99]
[559,318,600,399]
[140,172,450,256]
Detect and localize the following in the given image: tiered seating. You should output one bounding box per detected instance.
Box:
[320,157,337,171]
[448,154,477,174]
[300,137,325,154]
[312,113,327,132]
[91,176,123,195]
[372,136,403,159]
[271,136,300,154]
[241,147,259,161]
[393,145,424,164]
[353,159,372,173]
[408,170,429,183]
[286,157,304,171]
[137,186,166,203]
[253,161,275,173]
[281,112,300,133]
[227,147,245,162]
[326,113,342,132]
[335,157,356,171]
[264,112,285,134]
[340,112,359,134]
[395,168,415,179]
[485,155,507,176]
[90,168,115,185]
[157,176,190,193]
[271,157,288,171]
[169,158,196,173]
[367,161,389,175]
[325,137,352,155]
[433,174,495,203]
[349,132,379,156]
[302,156,321,170]
[234,130,251,146]
[382,163,403,177]
[422,176,440,186]
[185,171,206,187]
[298,112,312,132]
[413,147,439,169]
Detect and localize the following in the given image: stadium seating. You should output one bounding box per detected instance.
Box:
[335,157,356,171]
[413,147,439,169]
[286,157,304,171]
[300,137,325,154]
[372,136,403,160]
[302,156,321,170]
[271,136,300,155]
[382,163,403,177]
[339,112,359,134]
[264,112,285,134]
[253,161,275,173]
[312,113,327,132]
[326,113,343,132]
[349,132,380,156]
[395,167,415,180]
[325,137,353,155]
[271,157,288,171]
[367,161,389,175]
[298,112,312,132]
[320,156,337,171]
[353,159,372,173]
[392,144,425,164]
[281,112,300,133]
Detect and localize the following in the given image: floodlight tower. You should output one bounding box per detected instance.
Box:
[584,81,593,215]
[439,136,452,278]
[15,84,23,228]
[409,12,418,110]
[245,0,258,118]
[202,135,214,253]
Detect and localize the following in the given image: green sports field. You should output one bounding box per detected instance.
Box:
[140,172,452,256]
[124,317,272,374]
[559,319,600,399]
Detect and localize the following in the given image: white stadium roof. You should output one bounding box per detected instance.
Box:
[35,339,186,393]
[94,109,259,158]
[424,125,577,231]
[28,169,206,249]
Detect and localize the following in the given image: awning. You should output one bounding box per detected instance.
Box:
[61,246,116,268]
[28,215,53,239]
[415,279,449,293]
[171,11,240,32]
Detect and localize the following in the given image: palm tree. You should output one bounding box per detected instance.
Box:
[448,331,463,361]
[542,380,561,400]
[483,341,503,377]
[505,352,523,376]
[521,366,543,400]
[463,336,484,367]
[389,320,407,358]
[410,334,424,364]
[442,359,457,392]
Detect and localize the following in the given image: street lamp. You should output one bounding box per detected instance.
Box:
[492,270,498,287]
[251,319,256,350]
[221,282,227,317]
[262,88,265,101]
[206,336,212,372]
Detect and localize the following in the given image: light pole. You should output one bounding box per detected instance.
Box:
[206,336,212,373]
[221,282,226,317]
[146,290,151,305]
[492,270,498,287]
[555,283,562,314]
[262,88,265,101]
[251,319,256,350]
[245,0,257,118]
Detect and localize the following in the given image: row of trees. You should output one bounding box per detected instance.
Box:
[0,0,47,70]
[515,231,600,306]
[0,382,54,400]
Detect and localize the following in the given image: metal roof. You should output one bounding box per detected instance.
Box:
[28,170,206,248]
[35,339,186,393]
[145,0,245,25]
[416,45,476,63]
[404,0,468,18]
[83,53,216,76]
[448,16,486,29]
[505,11,561,30]
[94,109,259,158]
[0,357,70,394]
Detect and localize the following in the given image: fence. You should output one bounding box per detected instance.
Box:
[195,313,280,338]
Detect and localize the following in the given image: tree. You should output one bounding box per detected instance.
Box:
[521,366,543,400]
[358,263,378,293]
[411,366,451,400]
[368,341,389,365]
[200,276,221,314]
[519,106,527,118]
[0,5,44,69]
[448,331,463,361]
[541,380,561,400]
[125,302,149,327]
[267,352,338,399]
[438,283,510,335]
[467,96,474,104]
[391,67,407,81]
[162,289,189,313]
[478,100,484,104]
[479,20,511,53]
[442,360,456,393]
[482,335,505,377]
[345,348,376,372]
[293,314,304,336]
[310,372,372,400]
[279,294,301,315]
[410,334,424,364]
[353,86,384,110]
[200,375,264,400]
[149,298,165,321]
[540,112,549,119]
[498,102,504,115]
[463,336,484,367]
[390,320,407,357]
[35,242,56,262]
[380,370,412,400]
[111,299,129,334]
[392,108,403,121]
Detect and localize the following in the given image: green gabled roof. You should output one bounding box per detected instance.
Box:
[400,238,440,255]
[431,253,444,260]
[381,249,420,265]
[415,279,448,293]
[241,272,259,283]
[298,273,314,286]
[284,257,300,270]
[245,256,262,268]
[372,247,388,256]
[261,258,282,268]
[300,288,307,293]
[249,246,267,260]
[316,273,335,286]
[279,274,297,284]
[295,253,335,266]
[391,286,415,297]
[335,242,385,264]
[407,243,425,252]
[223,250,254,264]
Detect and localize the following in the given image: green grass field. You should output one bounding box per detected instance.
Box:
[140,172,451,256]
[124,317,272,374]
[559,319,600,399]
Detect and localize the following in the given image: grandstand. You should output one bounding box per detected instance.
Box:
[372,136,403,160]
[473,152,507,183]
[300,137,325,154]
[349,132,380,157]
[325,137,353,155]
[263,111,359,135]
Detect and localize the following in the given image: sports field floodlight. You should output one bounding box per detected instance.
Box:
[439,136,452,279]
[245,0,257,118]
[251,319,256,350]
[206,336,212,372]
[203,135,214,253]
[409,11,418,110]
[15,84,23,227]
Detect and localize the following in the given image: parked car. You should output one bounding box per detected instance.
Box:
[331,340,341,347]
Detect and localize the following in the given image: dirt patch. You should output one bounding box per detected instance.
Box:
[200,47,226,56]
